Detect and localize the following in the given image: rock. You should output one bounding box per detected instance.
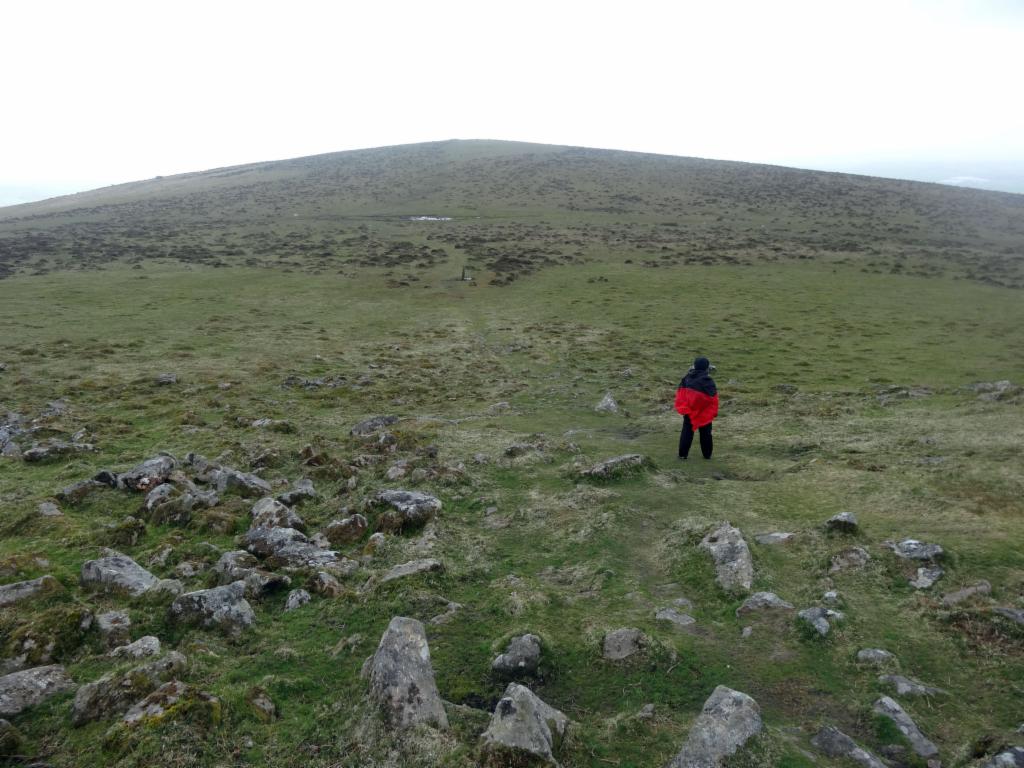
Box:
[857,648,895,666]
[595,392,620,414]
[879,675,946,697]
[250,418,294,433]
[995,607,1024,625]
[872,697,938,757]
[578,453,653,480]
[664,686,762,768]
[109,636,161,659]
[350,415,399,436]
[492,634,542,677]
[825,512,859,533]
[251,497,306,530]
[736,591,794,616]
[38,500,62,517]
[656,608,697,631]
[71,651,185,726]
[119,679,220,727]
[0,575,61,607]
[799,606,844,637]
[115,454,178,492]
[602,628,647,660]
[811,725,887,768]
[910,566,944,589]
[247,687,277,722]
[95,611,131,649]
[168,581,255,636]
[941,580,991,607]
[982,747,1024,767]
[885,539,944,561]
[323,514,369,545]
[0,665,75,717]
[57,478,106,504]
[211,551,288,597]
[266,541,344,571]
[142,479,218,525]
[243,526,309,558]
[151,578,184,598]
[284,589,311,612]
[311,571,345,597]
[213,467,272,498]
[277,478,317,506]
[80,551,159,597]
[700,523,754,593]
[754,532,794,545]
[829,546,871,573]
[370,490,442,533]
[380,558,443,584]
[480,683,568,765]
[23,440,94,462]
[154,373,177,385]
[106,515,146,547]
[822,590,841,605]
[365,532,387,553]
[367,616,448,730]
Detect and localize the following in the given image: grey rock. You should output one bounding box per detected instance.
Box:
[120,680,219,726]
[95,611,131,649]
[243,526,309,558]
[736,591,794,616]
[56,478,106,504]
[909,565,944,589]
[372,490,442,533]
[0,665,75,717]
[822,590,841,605]
[168,581,255,636]
[595,392,620,414]
[151,578,184,598]
[656,608,698,630]
[380,558,443,584]
[71,651,185,726]
[0,575,60,607]
[492,634,542,677]
[323,514,369,545]
[811,725,886,768]
[799,606,844,637]
[80,551,159,597]
[982,747,1024,767]
[154,373,178,385]
[700,523,754,592]
[825,512,859,533]
[22,440,94,462]
[754,532,794,545]
[109,636,161,659]
[940,580,991,607]
[142,479,218,525]
[212,550,260,583]
[603,628,647,660]
[38,500,62,517]
[368,616,448,729]
[250,418,294,433]
[879,674,946,697]
[480,682,568,765]
[995,607,1024,625]
[886,539,944,561]
[311,571,345,597]
[578,453,653,480]
[251,497,305,530]
[664,685,762,768]
[277,478,317,506]
[266,541,342,571]
[830,546,871,573]
[872,696,938,758]
[212,467,272,498]
[350,415,399,436]
[116,454,178,492]
[857,648,895,666]
[284,589,311,612]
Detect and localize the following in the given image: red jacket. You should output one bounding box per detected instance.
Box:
[674,370,719,428]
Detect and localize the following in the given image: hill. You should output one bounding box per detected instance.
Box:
[0,141,1022,767]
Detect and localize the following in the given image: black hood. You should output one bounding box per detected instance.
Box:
[680,368,717,396]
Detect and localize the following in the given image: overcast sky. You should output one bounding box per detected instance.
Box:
[3,0,1023,205]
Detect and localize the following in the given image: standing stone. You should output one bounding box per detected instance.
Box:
[0,665,75,717]
[492,635,542,677]
[480,683,569,765]
[825,512,859,533]
[80,551,159,597]
[367,616,448,730]
[872,696,938,758]
[664,686,762,768]
[699,523,754,592]
[811,726,887,768]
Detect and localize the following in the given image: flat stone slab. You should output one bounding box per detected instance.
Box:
[656,608,697,630]
[941,580,991,607]
[736,592,794,616]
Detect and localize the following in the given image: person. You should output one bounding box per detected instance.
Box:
[674,356,718,459]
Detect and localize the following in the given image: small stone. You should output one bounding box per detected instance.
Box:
[168,581,255,636]
[595,392,620,414]
[909,566,944,590]
[578,453,653,480]
[251,497,305,530]
[799,606,844,637]
[602,628,647,660]
[811,725,887,768]
[247,687,277,722]
[857,648,895,666]
[284,589,311,612]
[370,490,442,533]
[80,551,159,597]
[656,608,698,630]
[736,591,794,616]
[350,415,399,436]
[981,747,1024,768]
[323,514,369,545]
[109,636,161,659]
[277,478,317,506]
[825,512,859,533]
[822,590,841,604]
[0,575,61,607]
[741,626,753,638]
[155,373,178,385]
[885,539,944,561]
[492,634,542,677]
[95,611,131,649]
[311,571,345,597]
[38,500,62,517]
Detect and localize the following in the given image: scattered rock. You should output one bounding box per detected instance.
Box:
[37,500,62,517]
[479,682,569,765]
[885,539,944,561]
[80,551,159,597]
[109,636,161,660]
[825,512,859,534]
[872,696,938,757]
[822,590,841,605]
[323,514,369,544]
[492,634,542,677]
[829,546,871,573]
[594,392,620,414]
[251,497,306,530]
[250,418,294,433]
[371,490,442,533]
[142,479,218,525]
[0,665,75,717]
[700,523,754,593]
[71,651,185,726]
[736,591,794,616]
[754,532,794,545]
[578,453,653,480]
[879,674,947,697]
[213,466,272,498]
[168,581,255,636]
[56,478,106,504]
[284,589,311,612]
[811,725,887,768]
[798,606,844,637]
[910,566,944,590]
[0,575,61,607]
[602,628,648,661]
[857,648,895,666]
[243,526,309,558]
[350,415,399,436]
[941,580,991,607]
[664,686,762,768]
[367,616,448,729]
[277,478,317,506]
[380,558,443,584]
[95,611,131,649]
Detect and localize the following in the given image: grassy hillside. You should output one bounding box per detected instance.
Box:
[0,141,1022,767]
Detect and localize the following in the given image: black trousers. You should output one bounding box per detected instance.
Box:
[679,416,713,459]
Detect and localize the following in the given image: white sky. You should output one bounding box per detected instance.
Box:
[3,0,1023,201]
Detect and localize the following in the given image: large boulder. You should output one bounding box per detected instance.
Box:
[811,726,886,768]
[367,616,448,730]
[664,686,762,768]
[871,696,938,758]
[71,651,186,726]
[168,581,255,636]
[0,575,61,607]
[371,490,442,533]
[0,665,75,717]
[699,523,754,593]
[250,497,305,530]
[492,634,542,677]
[479,683,569,765]
[80,551,159,597]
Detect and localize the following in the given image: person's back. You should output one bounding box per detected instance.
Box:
[674,356,718,459]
